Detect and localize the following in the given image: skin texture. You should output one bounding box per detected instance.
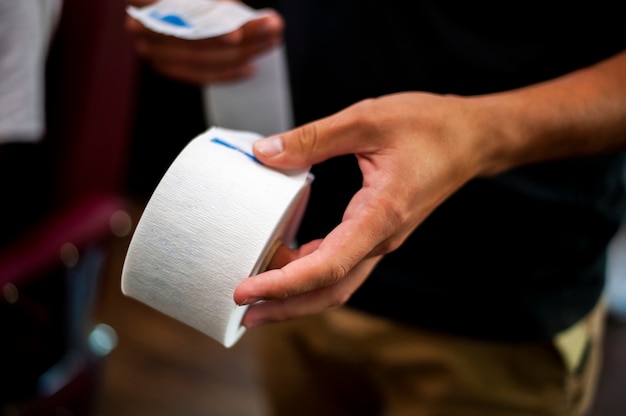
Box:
[125,1,626,329]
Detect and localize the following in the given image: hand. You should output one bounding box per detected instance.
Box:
[125,0,284,85]
[241,241,383,329]
[235,92,498,327]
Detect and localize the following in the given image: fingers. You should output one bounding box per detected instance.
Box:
[241,10,284,43]
[265,243,301,270]
[234,171,412,325]
[235,206,385,305]
[235,239,323,304]
[133,34,262,84]
[126,11,284,85]
[235,245,335,306]
[148,61,255,85]
[253,99,381,169]
[241,255,381,328]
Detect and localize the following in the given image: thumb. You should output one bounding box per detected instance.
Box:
[252,114,360,169]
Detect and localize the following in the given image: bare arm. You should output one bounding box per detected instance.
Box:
[478,50,626,175]
[235,50,626,327]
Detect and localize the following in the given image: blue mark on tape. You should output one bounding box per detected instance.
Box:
[149,11,191,28]
[211,137,260,164]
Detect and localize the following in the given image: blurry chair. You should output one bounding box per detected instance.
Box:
[0,0,138,414]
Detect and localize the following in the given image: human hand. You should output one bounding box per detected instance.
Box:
[125,0,284,85]
[235,92,500,327]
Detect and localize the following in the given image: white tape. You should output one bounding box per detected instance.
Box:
[121,127,312,347]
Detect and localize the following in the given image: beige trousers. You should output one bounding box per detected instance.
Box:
[255,301,605,416]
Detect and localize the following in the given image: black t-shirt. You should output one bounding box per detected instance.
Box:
[260,0,626,340]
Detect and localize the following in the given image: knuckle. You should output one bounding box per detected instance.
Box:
[375,238,403,256]
[294,122,320,158]
[370,198,408,255]
[326,262,349,286]
[344,98,389,144]
[349,98,380,128]
[272,270,300,300]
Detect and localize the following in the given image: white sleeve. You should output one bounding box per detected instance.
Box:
[0,0,62,144]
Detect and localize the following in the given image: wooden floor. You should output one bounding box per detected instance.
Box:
[93,217,626,416]
[93,226,270,416]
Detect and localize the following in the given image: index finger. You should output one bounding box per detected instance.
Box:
[238,10,284,41]
[234,192,384,305]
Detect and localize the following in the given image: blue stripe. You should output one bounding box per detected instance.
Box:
[210,137,260,164]
[149,11,191,28]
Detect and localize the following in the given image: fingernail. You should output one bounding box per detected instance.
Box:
[239,297,262,306]
[254,136,283,157]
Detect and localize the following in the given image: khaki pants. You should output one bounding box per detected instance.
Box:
[255,301,605,416]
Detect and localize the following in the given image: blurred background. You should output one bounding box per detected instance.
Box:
[1,0,625,415]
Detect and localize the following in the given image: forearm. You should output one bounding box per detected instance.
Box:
[237,49,626,326]
[474,50,626,177]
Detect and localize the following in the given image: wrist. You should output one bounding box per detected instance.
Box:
[467,91,555,178]
[469,52,626,177]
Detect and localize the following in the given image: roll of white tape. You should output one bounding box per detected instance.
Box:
[121,126,312,347]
